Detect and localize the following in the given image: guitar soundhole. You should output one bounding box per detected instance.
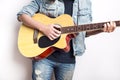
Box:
[38,36,60,48]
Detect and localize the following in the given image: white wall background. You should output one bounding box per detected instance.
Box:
[0,0,120,80]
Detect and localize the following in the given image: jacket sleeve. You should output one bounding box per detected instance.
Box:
[17,0,40,17]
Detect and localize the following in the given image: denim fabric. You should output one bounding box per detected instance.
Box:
[17,0,92,56]
[32,58,75,80]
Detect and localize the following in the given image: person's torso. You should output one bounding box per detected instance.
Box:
[47,0,75,63]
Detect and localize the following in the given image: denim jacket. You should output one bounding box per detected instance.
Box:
[17,0,92,56]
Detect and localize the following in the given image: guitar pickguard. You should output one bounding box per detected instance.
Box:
[38,36,60,48]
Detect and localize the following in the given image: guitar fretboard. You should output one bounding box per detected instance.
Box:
[61,21,120,34]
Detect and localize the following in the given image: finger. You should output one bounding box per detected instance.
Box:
[107,22,111,32]
[54,29,61,35]
[49,34,59,40]
[48,34,55,40]
[53,25,61,31]
[48,31,60,40]
[48,35,53,40]
[103,24,107,32]
[108,21,115,32]
[109,21,114,32]
[52,31,61,38]
[113,21,116,31]
[53,25,61,33]
[110,21,116,32]
[54,24,61,28]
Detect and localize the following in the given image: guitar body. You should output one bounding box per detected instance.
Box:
[18,13,74,58]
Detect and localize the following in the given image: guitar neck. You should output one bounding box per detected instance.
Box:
[61,20,120,34]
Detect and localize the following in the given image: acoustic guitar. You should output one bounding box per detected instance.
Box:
[18,13,120,59]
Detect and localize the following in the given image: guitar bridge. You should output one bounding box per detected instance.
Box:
[33,29,39,43]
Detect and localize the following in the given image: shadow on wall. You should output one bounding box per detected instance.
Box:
[12,21,32,80]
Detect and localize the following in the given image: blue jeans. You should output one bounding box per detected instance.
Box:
[32,58,75,80]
